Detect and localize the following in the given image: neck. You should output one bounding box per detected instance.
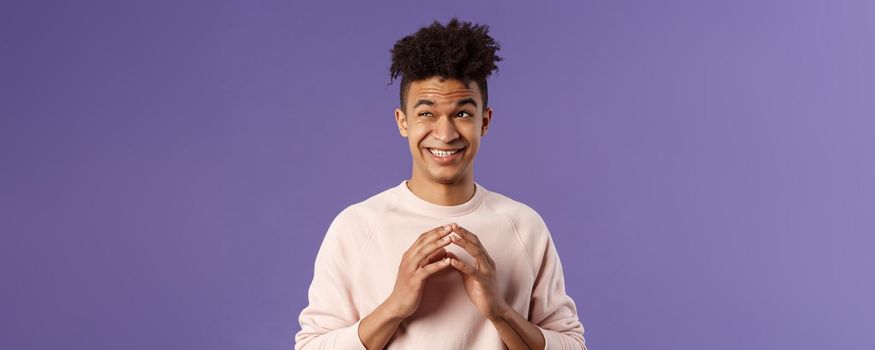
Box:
[406,172,476,206]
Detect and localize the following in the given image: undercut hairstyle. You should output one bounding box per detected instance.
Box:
[389,17,503,114]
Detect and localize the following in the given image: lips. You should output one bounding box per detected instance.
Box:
[425,147,466,163]
[425,147,465,151]
[426,147,465,154]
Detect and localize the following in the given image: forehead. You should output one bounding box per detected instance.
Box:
[407,77,482,106]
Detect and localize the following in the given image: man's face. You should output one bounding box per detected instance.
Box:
[394,76,492,185]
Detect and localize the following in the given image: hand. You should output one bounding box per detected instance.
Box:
[446,223,510,321]
[386,224,455,319]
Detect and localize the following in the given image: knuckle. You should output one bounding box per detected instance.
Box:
[404,264,417,274]
[402,253,415,263]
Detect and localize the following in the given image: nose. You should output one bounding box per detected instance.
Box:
[431,115,460,144]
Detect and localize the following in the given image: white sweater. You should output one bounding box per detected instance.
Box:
[295,180,587,349]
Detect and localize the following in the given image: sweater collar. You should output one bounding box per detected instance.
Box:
[396,179,487,217]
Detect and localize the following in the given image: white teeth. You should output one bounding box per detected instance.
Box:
[428,148,461,157]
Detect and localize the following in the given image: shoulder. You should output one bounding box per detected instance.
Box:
[483,190,548,234]
[483,189,553,263]
[324,184,397,240]
[482,188,554,278]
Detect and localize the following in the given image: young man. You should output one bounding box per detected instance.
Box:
[295,18,587,350]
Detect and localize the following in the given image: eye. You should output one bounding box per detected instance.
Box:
[456,111,473,118]
[418,112,434,117]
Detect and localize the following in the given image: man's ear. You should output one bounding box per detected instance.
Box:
[395,108,408,137]
[481,107,492,136]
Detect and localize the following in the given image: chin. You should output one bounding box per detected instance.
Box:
[429,169,467,184]
[430,176,460,184]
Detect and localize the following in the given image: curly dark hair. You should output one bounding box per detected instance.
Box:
[389,17,502,113]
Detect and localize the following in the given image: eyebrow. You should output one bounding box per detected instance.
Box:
[413,97,478,109]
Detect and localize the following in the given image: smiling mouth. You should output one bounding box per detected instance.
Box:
[426,147,465,157]
[424,147,466,163]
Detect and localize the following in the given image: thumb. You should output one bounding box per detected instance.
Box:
[445,252,467,278]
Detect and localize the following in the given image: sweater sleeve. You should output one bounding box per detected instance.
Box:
[294,206,369,350]
[528,217,588,350]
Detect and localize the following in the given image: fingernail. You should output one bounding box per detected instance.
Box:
[443,225,451,232]
[443,235,451,242]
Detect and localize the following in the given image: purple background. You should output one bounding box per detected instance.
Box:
[2,0,873,349]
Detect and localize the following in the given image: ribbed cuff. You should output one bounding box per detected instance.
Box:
[537,326,587,350]
[538,326,553,350]
[334,319,367,349]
